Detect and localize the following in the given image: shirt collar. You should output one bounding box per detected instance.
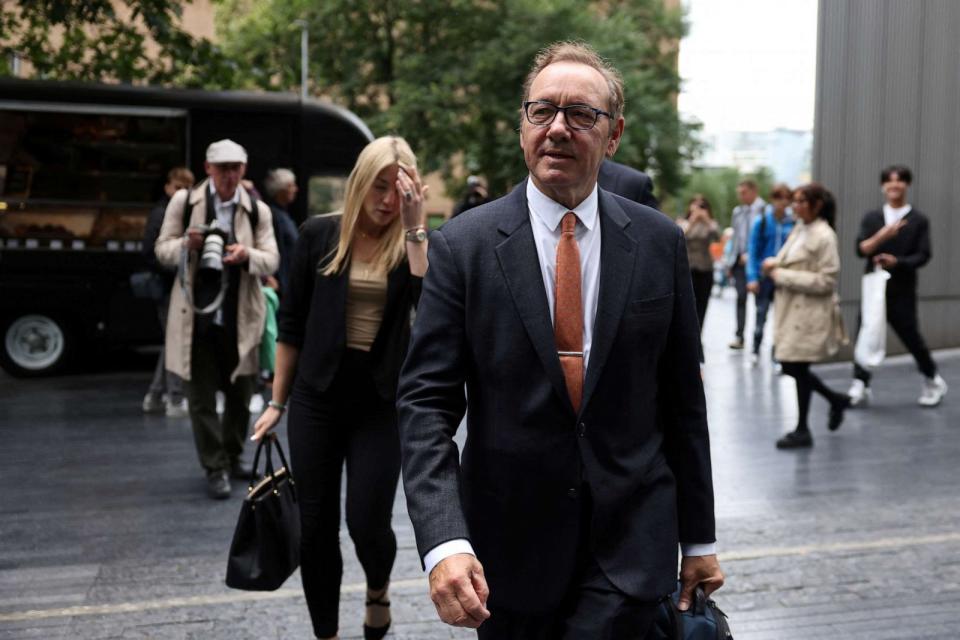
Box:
[526,178,599,232]
[208,179,241,208]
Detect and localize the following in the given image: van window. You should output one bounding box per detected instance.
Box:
[0,107,185,246]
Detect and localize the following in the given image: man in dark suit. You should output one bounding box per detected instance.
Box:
[397,42,723,639]
[598,158,659,209]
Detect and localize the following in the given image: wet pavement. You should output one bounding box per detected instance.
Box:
[1,289,958,639]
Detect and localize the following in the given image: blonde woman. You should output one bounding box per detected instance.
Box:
[762,183,849,449]
[252,136,428,640]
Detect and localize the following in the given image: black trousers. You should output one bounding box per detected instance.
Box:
[690,269,713,335]
[287,349,401,639]
[187,324,254,472]
[731,264,748,339]
[752,277,776,355]
[477,487,660,640]
[781,361,845,432]
[853,290,937,384]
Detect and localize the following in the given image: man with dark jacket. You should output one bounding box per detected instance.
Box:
[597,158,659,209]
[142,167,194,417]
[262,168,300,296]
[848,165,947,407]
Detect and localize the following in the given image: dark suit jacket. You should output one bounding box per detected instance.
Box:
[856,208,931,297]
[277,214,421,399]
[598,159,659,209]
[397,181,715,613]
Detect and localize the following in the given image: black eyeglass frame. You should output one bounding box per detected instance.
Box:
[522,100,612,131]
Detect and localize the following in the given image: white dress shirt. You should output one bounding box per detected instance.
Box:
[423,179,715,575]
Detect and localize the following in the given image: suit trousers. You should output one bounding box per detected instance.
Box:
[287,349,401,639]
[853,290,937,384]
[477,485,660,640]
[732,264,748,339]
[187,323,254,472]
[690,269,713,335]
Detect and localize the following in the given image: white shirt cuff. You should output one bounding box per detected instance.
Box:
[423,539,476,575]
[681,542,717,557]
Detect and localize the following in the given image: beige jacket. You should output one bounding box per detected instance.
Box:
[155,179,279,381]
[770,218,848,362]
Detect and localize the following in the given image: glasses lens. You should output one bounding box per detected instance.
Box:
[527,102,557,125]
[566,106,597,130]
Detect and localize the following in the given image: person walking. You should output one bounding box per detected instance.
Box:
[142,166,194,417]
[398,42,722,639]
[728,179,766,349]
[762,184,849,449]
[746,183,795,365]
[252,136,428,640]
[597,158,659,209]
[155,139,279,499]
[847,165,948,407]
[677,195,720,336]
[262,168,301,296]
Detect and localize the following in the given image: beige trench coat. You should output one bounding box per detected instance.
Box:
[155,179,279,382]
[770,218,848,362]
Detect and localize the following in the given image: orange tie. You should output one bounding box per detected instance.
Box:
[555,212,583,413]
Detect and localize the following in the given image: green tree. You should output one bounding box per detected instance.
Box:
[217,0,698,199]
[674,166,775,227]
[0,0,239,88]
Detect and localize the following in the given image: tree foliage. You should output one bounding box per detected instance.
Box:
[0,0,239,88]
[675,166,775,227]
[217,0,700,199]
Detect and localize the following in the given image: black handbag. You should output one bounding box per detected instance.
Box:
[650,583,733,640]
[225,433,301,591]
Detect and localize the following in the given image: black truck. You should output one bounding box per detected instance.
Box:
[0,78,373,376]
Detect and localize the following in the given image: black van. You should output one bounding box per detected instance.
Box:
[0,78,373,376]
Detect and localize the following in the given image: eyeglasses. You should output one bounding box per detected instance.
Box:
[522,100,611,131]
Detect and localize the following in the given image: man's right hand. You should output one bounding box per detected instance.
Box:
[429,553,491,628]
[746,281,759,294]
[184,227,204,250]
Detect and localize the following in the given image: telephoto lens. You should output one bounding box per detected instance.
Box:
[199,228,227,272]
[194,226,229,311]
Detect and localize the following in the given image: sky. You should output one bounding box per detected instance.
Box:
[678,0,819,134]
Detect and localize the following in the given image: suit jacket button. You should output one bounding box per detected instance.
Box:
[567,487,579,499]
[578,422,586,437]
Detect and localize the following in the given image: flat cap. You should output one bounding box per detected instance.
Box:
[206,139,248,164]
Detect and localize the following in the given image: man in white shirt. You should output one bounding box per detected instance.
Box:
[397,42,723,639]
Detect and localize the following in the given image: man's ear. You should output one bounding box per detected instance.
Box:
[606,117,625,158]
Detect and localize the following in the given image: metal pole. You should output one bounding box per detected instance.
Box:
[300,23,308,101]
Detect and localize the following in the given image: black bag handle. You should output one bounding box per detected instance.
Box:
[247,433,296,501]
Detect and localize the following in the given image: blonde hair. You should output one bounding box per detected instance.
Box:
[322,136,418,276]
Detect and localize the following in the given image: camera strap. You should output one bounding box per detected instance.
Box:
[178,193,228,316]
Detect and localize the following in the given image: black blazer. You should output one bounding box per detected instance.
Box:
[397,181,714,612]
[856,208,931,297]
[277,214,422,400]
[598,158,659,210]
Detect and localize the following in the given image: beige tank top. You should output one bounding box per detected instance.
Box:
[345,260,388,352]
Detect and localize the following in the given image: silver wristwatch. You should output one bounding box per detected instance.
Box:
[404,226,427,243]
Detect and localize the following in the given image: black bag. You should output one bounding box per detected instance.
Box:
[651,583,733,640]
[225,433,301,591]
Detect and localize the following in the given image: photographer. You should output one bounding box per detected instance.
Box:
[155,139,279,499]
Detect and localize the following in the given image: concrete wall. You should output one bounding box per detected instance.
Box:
[814,0,960,353]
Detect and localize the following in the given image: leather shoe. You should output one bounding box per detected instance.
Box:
[776,430,813,449]
[206,470,231,499]
[230,460,254,481]
[828,397,850,431]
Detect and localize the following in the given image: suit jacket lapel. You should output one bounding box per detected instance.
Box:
[494,183,571,410]
[581,189,638,414]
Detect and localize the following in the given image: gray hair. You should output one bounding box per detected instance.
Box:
[264,168,297,199]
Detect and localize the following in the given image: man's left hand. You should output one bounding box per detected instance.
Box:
[678,554,724,611]
[223,243,249,265]
[874,253,898,269]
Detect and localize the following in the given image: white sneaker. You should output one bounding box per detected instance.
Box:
[165,397,189,418]
[749,352,759,366]
[848,379,871,406]
[142,392,165,414]
[918,374,948,407]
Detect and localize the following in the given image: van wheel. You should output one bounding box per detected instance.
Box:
[0,314,72,377]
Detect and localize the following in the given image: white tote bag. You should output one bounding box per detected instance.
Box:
[853,266,890,369]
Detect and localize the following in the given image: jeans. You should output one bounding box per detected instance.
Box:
[752,277,776,355]
[732,264,747,339]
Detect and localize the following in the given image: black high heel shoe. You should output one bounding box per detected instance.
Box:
[363,594,391,640]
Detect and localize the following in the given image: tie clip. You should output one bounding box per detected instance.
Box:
[557,351,583,357]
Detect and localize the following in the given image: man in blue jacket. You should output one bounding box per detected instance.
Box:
[746,183,794,365]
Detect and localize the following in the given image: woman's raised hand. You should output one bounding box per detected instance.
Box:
[397,165,429,230]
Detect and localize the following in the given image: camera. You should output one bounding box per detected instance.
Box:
[182,222,230,314]
[198,223,229,274]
